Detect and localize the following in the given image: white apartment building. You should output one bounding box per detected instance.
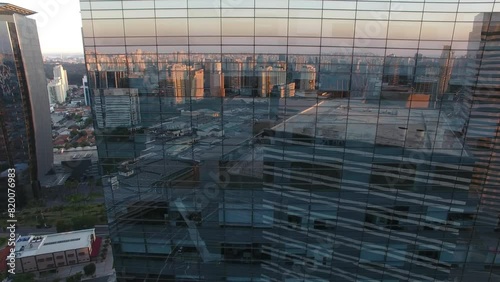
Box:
[14,229,97,273]
[47,78,66,104]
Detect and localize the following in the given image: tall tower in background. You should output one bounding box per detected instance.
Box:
[82,75,91,106]
[439,45,454,96]
[0,3,53,207]
[208,62,225,98]
[298,65,316,91]
[53,64,68,94]
[465,12,500,228]
[46,78,65,104]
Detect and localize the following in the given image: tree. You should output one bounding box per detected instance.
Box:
[78,130,87,137]
[88,177,95,192]
[12,273,35,282]
[66,272,82,282]
[84,117,93,127]
[56,220,72,232]
[72,215,97,230]
[83,263,96,276]
[36,211,47,228]
[70,130,78,138]
[65,180,77,194]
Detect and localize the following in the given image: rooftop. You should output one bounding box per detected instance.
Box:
[271,99,468,155]
[0,3,36,15]
[14,229,95,258]
[39,172,71,187]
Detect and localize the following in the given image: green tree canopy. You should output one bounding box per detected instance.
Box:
[12,273,35,282]
[83,263,96,276]
[72,215,97,230]
[56,220,72,233]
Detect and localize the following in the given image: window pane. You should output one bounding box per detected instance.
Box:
[223,18,254,37]
[255,0,288,9]
[155,0,187,9]
[289,18,321,37]
[189,18,221,36]
[82,19,94,37]
[123,1,154,9]
[124,19,155,36]
[256,18,288,37]
[388,21,422,40]
[123,9,155,18]
[91,1,122,10]
[322,19,355,38]
[355,20,388,39]
[92,19,124,37]
[156,19,188,36]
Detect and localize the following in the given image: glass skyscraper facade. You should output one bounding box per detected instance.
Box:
[80,1,500,281]
[0,3,53,208]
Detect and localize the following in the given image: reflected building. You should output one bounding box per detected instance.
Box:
[458,13,500,278]
[298,65,316,91]
[0,3,53,207]
[262,100,474,282]
[207,62,225,98]
[257,65,287,97]
[439,45,455,97]
[223,58,243,94]
[167,64,204,105]
[80,1,500,281]
[93,88,141,128]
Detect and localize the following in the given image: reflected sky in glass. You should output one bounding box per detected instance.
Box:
[80,0,499,57]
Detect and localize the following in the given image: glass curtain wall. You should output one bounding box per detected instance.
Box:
[80,1,500,281]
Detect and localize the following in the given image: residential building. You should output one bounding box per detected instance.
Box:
[298,65,316,91]
[167,64,205,104]
[83,75,91,106]
[47,78,66,104]
[53,64,68,94]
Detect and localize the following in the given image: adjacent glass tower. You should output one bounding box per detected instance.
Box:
[0,3,53,208]
[80,1,500,281]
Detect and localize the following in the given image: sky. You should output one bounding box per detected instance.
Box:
[4,0,480,56]
[8,0,83,55]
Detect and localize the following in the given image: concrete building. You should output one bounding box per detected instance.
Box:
[82,75,91,106]
[298,65,316,91]
[223,58,243,92]
[14,229,97,273]
[47,78,66,104]
[257,66,287,97]
[208,62,225,98]
[53,64,68,94]
[168,64,205,104]
[271,83,296,98]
